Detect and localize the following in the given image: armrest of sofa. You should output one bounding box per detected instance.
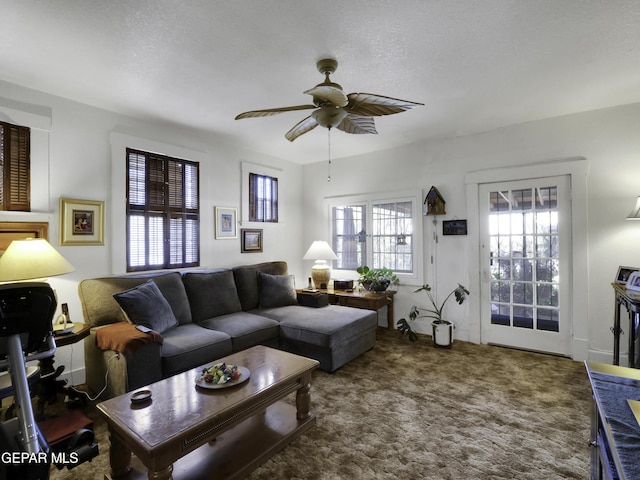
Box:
[84,328,162,399]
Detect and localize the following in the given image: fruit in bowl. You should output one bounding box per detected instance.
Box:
[198,362,241,385]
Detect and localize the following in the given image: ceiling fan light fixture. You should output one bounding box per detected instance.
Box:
[234,58,423,142]
[312,106,347,129]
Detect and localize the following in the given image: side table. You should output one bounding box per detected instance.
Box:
[37,323,91,416]
[322,289,396,329]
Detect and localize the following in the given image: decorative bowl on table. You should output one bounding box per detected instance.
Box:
[195,362,250,389]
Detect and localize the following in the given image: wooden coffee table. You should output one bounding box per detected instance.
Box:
[97,346,319,480]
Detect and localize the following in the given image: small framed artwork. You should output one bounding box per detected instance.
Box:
[241,228,263,253]
[59,197,105,246]
[443,219,468,236]
[615,266,640,284]
[215,207,237,239]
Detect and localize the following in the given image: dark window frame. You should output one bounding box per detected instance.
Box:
[126,148,200,272]
[248,172,278,222]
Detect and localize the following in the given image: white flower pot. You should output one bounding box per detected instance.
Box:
[432,321,453,348]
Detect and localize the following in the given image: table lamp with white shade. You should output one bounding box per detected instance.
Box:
[0,237,76,333]
[0,237,75,282]
[303,240,338,289]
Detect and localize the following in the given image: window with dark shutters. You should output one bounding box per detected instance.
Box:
[248,172,278,222]
[0,121,30,211]
[126,148,199,271]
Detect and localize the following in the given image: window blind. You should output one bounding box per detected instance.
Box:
[126,148,199,271]
[249,172,278,222]
[0,121,30,211]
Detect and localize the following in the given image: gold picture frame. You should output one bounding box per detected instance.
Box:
[215,206,238,239]
[59,197,105,246]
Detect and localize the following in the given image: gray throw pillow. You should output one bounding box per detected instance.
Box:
[113,280,178,334]
[259,272,297,308]
[182,270,242,322]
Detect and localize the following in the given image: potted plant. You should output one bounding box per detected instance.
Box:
[396,283,469,347]
[356,266,399,292]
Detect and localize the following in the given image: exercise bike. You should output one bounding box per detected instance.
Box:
[0,282,98,480]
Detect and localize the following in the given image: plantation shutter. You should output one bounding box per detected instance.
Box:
[248,172,278,222]
[0,121,30,211]
[126,148,199,271]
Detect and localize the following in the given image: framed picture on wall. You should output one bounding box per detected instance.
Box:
[615,266,640,284]
[59,197,105,246]
[241,229,263,253]
[215,207,237,239]
[442,219,468,236]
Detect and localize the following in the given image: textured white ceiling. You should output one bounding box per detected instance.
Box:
[1,1,640,164]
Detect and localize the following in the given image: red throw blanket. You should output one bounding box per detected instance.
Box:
[95,322,163,357]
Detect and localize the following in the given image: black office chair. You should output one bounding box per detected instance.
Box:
[0,282,98,479]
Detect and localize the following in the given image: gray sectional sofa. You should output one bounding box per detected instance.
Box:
[78,261,377,399]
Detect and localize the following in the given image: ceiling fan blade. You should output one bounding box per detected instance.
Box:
[285,115,318,142]
[235,104,316,120]
[337,115,378,135]
[345,93,423,117]
[303,85,349,107]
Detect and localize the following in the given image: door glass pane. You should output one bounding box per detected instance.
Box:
[489,186,560,331]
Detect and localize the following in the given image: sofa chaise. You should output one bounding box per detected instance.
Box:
[79,261,377,399]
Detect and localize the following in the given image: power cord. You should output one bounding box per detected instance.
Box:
[67,352,120,403]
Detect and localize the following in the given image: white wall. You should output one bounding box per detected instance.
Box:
[0,80,306,383]
[3,75,639,381]
[302,103,640,365]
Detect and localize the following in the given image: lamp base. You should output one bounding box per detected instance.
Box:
[311,262,331,290]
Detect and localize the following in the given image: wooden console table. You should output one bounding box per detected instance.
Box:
[322,289,396,329]
[611,283,640,368]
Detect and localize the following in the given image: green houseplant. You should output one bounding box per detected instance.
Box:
[356,266,399,292]
[396,283,470,347]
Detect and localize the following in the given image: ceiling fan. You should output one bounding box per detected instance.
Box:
[235,58,424,142]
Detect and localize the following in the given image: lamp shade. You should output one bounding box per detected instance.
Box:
[0,238,75,282]
[627,196,640,220]
[303,241,338,260]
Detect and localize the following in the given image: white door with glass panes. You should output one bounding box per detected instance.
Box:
[479,176,571,356]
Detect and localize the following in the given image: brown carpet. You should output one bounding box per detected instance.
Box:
[10,328,591,479]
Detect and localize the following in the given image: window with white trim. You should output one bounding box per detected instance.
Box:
[126,148,200,271]
[249,172,278,222]
[330,194,420,279]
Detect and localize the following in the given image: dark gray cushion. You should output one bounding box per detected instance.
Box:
[112,280,178,334]
[183,270,242,322]
[198,312,280,352]
[258,304,377,348]
[148,272,192,324]
[259,272,297,308]
[160,324,232,378]
[233,261,289,311]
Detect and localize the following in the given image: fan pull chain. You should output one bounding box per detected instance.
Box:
[327,128,332,182]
